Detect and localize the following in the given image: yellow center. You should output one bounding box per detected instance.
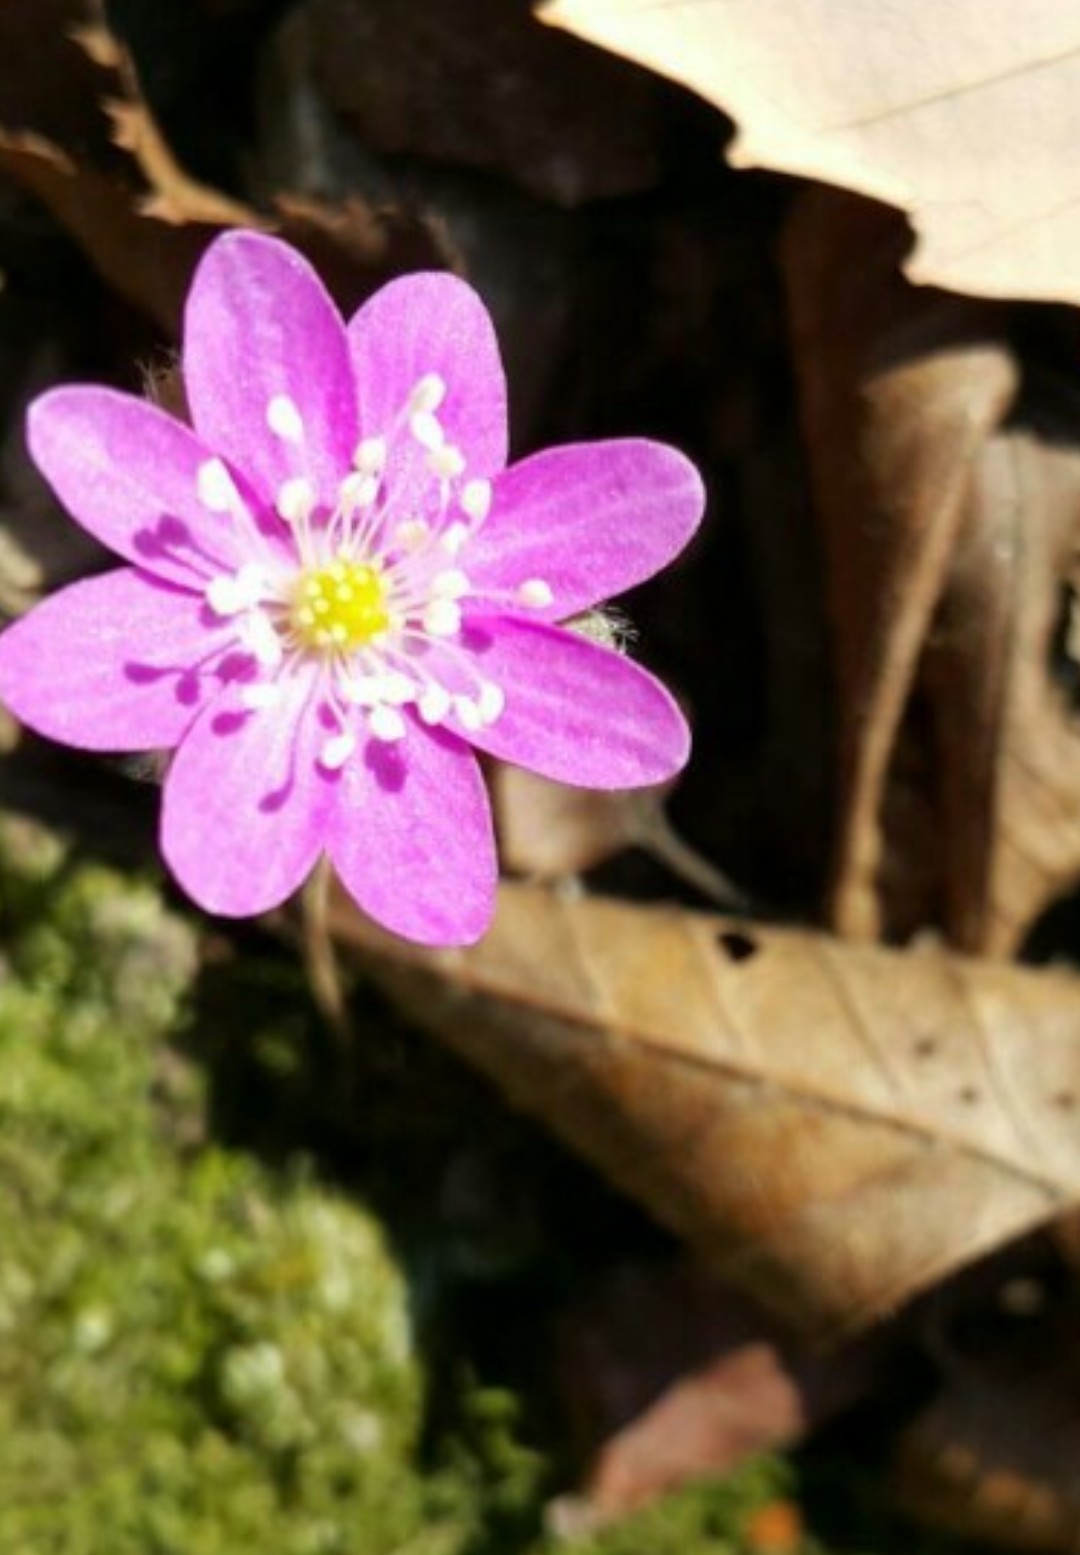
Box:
[290,559,390,652]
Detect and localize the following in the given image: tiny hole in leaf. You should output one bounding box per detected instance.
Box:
[718,929,758,964]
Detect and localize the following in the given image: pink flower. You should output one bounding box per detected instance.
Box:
[0,233,703,945]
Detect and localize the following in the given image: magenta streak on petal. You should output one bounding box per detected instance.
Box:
[27,388,280,587]
[0,568,240,751]
[466,439,705,622]
[183,230,359,513]
[160,668,335,916]
[327,719,496,946]
[452,612,691,789]
[347,272,508,535]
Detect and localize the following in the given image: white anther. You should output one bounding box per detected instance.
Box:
[205,563,264,617]
[369,704,406,743]
[460,479,492,522]
[477,683,505,724]
[518,578,554,609]
[340,676,381,707]
[354,436,387,474]
[380,672,416,705]
[266,394,305,443]
[320,732,357,770]
[409,373,446,413]
[276,475,317,524]
[240,682,281,712]
[429,444,465,480]
[453,695,483,732]
[394,519,430,552]
[197,457,240,513]
[440,522,470,556]
[431,568,470,600]
[422,599,462,637]
[418,685,452,725]
[238,610,283,668]
[410,410,444,450]
[339,471,379,509]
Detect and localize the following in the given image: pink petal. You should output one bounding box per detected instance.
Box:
[0,569,236,751]
[27,388,276,587]
[328,722,495,946]
[466,440,705,621]
[182,231,358,511]
[455,613,691,788]
[347,273,507,517]
[161,670,334,916]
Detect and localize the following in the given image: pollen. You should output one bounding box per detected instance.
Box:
[290,560,390,652]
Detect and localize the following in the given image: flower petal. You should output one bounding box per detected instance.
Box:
[455,613,691,788]
[466,439,705,620]
[27,387,277,586]
[347,272,507,510]
[328,722,495,946]
[0,569,235,751]
[182,230,358,511]
[161,670,334,916]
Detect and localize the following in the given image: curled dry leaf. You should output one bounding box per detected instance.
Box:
[895,1289,1080,1550]
[558,1261,879,1520]
[543,0,1080,307]
[783,189,1080,955]
[0,2,451,334]
[332,879,1080,1338]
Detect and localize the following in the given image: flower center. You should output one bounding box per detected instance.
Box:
[290,559,390,652]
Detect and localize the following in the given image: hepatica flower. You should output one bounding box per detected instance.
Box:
[0,233,703,945]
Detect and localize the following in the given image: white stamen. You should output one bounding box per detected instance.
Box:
[440,522,470,556]
[238,610,283,668]
[409,373,446,413]
[369,705,406,742]
[276,475,317,524]
[205,563,265,617]
[380,671,417,705]
[340,676,381,707]
[431,568,470,600]
[267,394,305,443]
[418,685,452,725]
[354,436,386,474]
[453,695,483,732]
[422,599,462,637]
[477,682,505,724]
[394,519,430,552]
[197,457,239,513]
[518,578,554,608]
[240,682,281,711]
[460,479,492,522]
[429,444,465,480]
[410,410,444,450]
[339,471,379,510]
[320,732,357,770]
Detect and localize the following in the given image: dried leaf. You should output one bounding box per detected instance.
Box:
[895,1287,1080,1550]
[332,880,1080,1337]
[783,189,1080,954]
[558,1262,877,1518]
[544,0,1080,307]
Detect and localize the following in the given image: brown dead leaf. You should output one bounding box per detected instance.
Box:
[558,1262,878,1518]
[332,878,1080,1338]
[783,189,1080,955]
[895,1287,1080,1550]
[543,0,1080,307]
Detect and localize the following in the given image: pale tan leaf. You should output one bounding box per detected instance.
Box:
[332,880,1080,1337]
[543,0,1080,306]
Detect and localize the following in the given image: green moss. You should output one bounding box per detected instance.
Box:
[0,823,427,1554]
